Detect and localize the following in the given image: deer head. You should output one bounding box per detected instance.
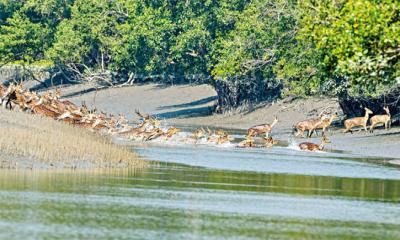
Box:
[383,106,390,115]
[54,88,61,100]
[364,107,373,115]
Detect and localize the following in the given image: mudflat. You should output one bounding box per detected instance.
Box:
[59,83,400,160]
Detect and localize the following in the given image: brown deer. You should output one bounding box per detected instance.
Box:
[30,98,61,119]
[142,128,165,141]
[117,120,150,138]
[207,129,233,144]
[299,135,330,151]
[247,116,278,138]
[369,106,391,132]
[238,136,255,148]
[342,107,373,133]
[135,110,160,128]
[311,114,338,137]
[293,118,322,138]
[263,136,278,148]
[163,127,180,139]
[191,128,206,140]
[0,83,9,105]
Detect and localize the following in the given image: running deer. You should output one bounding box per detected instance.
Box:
[263,136,278,148]
[247,116,278,138]
[369,106,391,132]
[207,129,233,144]
[299,135,330,151]
[142,128,164,141]
[293,118,323,138]
[238,136,255,148]
[311,114,338,137]
[342,107,373,133]
[135,110,160,128]
[191,128,206,140]
[164,127,180,139]
[30,97,61,119]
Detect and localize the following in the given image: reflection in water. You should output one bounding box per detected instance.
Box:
[0,159,399,239]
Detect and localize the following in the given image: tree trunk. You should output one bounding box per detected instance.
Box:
[338,89,400,124]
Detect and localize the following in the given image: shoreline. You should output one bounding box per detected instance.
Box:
[0,81,397,164]
[59,83,400,160]
[0,108,145,170]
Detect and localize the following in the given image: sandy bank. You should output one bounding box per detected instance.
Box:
[59,83,400,160]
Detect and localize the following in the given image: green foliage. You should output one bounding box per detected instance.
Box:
[47,0,116,68]
[210,0,324,97]
[0,11,50,64]
[111,2,175,74]
[0,0,399,107]
[300,0,400,97]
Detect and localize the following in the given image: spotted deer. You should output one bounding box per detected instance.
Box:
[299,135,330,151]
[247,116,278,138]
[293,118,323,138]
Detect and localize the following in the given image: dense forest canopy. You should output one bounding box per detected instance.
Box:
[0,0,399,110]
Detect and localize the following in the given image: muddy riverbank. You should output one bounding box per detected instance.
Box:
[59,83,400,160]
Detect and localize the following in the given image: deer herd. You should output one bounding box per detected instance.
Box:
[0,82,394,152]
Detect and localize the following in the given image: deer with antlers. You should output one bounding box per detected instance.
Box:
[247,116,278,138]
[342,107,373,133]
[293,109,332,138]
[299,135,330,152]
[369,106,391,133]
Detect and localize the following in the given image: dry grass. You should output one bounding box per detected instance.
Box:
[0,108,145,169]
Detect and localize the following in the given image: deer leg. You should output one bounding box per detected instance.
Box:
[307,129,313,138]
[309,129,315,138]
[370,124,375,133]
[294,129,301,137]
[6,98,12,110]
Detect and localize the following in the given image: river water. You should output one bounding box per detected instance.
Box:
[0,139,399,239]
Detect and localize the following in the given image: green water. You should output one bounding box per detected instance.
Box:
[0,144,400,239]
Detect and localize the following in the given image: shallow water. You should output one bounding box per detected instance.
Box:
[0,140,400,239]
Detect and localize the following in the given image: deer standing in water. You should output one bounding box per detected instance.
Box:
[207,129,233,144]
[342,107,373,133]
[238,136,255,148]
[369,106,391,133]
[163,127,180,139]
[263,136,278,148]
[191,128,206,140]
[247,116,278,138]
[299,135,330,151]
